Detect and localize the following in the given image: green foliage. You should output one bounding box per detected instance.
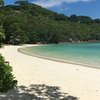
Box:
[0,21,4,47]
[0,32,4,47]
[0,54,17,92]
[0,0,4,7]
[0,3,100,44]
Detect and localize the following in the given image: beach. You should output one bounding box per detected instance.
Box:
[0,45,100,100]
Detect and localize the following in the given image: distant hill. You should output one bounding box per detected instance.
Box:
[0,2,100,44]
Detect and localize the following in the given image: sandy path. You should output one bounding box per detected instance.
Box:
[0,45,100,100]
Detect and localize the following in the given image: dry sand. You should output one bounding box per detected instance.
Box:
[0,45,100,100]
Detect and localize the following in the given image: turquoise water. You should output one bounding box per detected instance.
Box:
[21,43,100,68]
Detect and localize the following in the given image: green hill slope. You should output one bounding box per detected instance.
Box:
[0,2,100,44]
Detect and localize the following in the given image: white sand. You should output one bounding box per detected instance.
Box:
[0,45,100,100]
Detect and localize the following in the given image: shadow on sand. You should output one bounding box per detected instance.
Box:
[0,84,78,100]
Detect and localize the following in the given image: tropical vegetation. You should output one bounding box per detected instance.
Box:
[0,54,17,92]
[0,0,100,45]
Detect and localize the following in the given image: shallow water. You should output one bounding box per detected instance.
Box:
[21,43,100,68]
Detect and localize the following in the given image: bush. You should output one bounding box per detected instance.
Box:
[0,54,17,92]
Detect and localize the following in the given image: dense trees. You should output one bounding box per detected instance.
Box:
[0,3,100,44]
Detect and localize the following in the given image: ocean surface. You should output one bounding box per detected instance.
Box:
[20,43,100,68]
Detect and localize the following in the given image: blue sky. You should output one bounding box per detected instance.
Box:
[4,0,100,19]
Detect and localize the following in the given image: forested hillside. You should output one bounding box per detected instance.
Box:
[0,0,100,44]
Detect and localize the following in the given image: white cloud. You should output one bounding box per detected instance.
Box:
[32,0,92,8]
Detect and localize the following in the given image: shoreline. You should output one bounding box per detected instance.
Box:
[18,45,99,70]
[1,45,100,100]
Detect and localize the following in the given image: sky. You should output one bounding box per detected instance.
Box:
[4,0,100,19]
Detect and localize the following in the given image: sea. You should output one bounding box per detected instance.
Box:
[20,43,100,68]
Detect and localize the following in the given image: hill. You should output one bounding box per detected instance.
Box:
[0,2,100,44]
